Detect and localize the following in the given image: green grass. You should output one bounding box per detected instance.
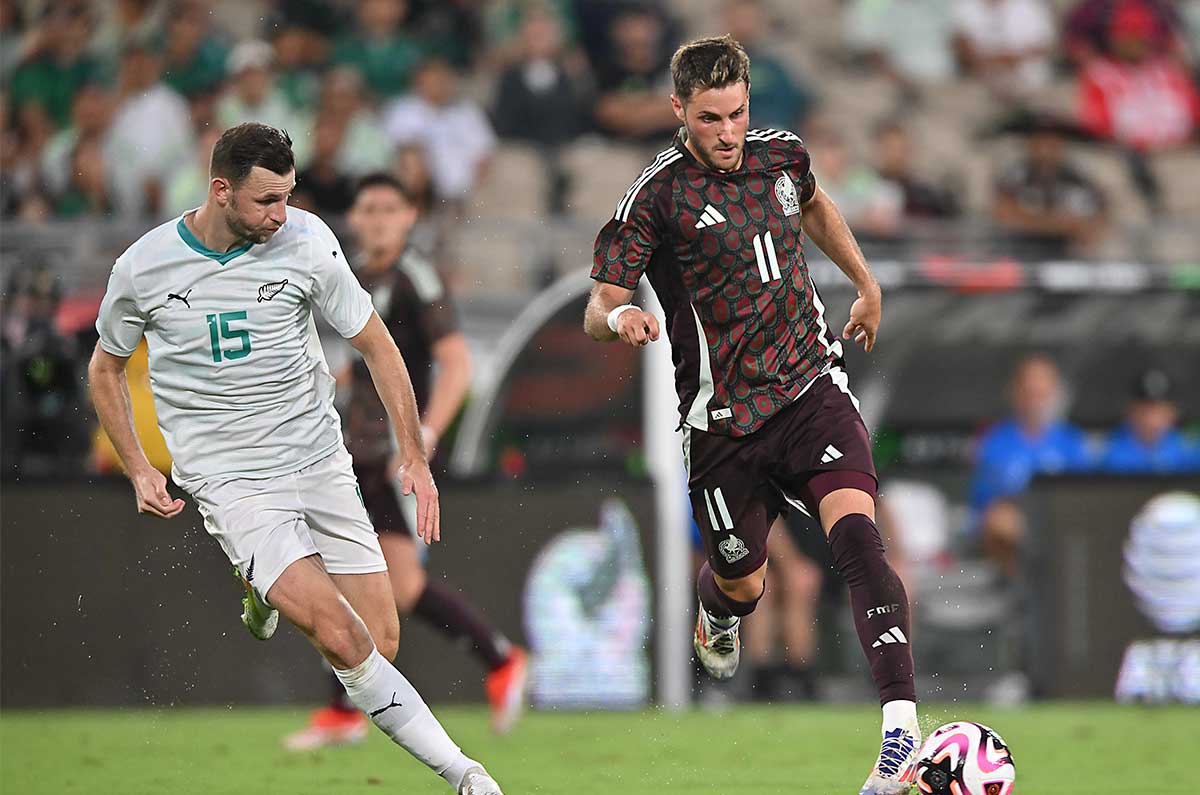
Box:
[1,703,1193,794]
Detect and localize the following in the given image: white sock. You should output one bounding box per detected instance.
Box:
[704,609,739,629]
[335,648,481,791]
[881,699,918,735]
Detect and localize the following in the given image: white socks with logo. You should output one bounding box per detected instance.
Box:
[881,699,918,735]
[335,648,480,791]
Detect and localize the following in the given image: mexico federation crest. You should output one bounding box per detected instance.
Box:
[775,174,800,217]
[718,534,749,564]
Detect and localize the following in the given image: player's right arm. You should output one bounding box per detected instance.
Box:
[584,171,666,346]
[584,282,660,346]
[90,258,184,518]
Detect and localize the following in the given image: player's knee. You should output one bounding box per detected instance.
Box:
[827,513,888,586]
[375,625,400,662]
[313,605,375,670]
[717,564,767,603]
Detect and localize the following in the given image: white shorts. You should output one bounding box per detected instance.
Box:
[192,446,387,603]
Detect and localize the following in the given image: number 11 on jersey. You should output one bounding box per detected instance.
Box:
[206,311,252,362]
[752,231,782,283]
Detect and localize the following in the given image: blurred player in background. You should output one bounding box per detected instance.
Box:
[285,173,528,750]
[89,123,503,795]
[584,37,920,794]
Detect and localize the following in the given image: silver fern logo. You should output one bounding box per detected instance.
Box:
[257,279,288,302]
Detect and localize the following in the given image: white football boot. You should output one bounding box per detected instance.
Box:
[859,718,921,795]
[459,767,504,795]
[693,600,741,680]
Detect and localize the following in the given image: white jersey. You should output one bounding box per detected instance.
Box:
[96,207,374,491]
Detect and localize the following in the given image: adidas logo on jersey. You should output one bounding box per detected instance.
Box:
[871,626,908,648]
[820,444,843,464]
[695,205,727,229]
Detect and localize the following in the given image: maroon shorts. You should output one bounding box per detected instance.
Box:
[685,367,878,579]
[352,459,414,538]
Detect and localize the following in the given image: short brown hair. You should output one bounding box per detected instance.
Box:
[210,123,295,185]
[670,35,751,102]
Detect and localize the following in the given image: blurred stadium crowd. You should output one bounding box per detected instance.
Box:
[2,0,1198,254]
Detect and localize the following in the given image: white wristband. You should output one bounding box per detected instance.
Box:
[607,304,639,333]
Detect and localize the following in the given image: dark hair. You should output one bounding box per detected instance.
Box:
[210,123,295,185]
[354,171,414,204]
[670,35,751,102]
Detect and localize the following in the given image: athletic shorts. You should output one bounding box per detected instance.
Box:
[684,366,878,580]
[352,458,420,542]
[192,446,387,603]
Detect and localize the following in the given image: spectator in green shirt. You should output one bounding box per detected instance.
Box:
[9,4,99,129]
[160,1,228,98]
[332,0,424,99]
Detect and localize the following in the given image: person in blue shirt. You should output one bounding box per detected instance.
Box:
[1101,368,1200,474]
[970,354,1095,576]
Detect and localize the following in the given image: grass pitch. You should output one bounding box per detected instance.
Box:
[1,703,1191,794]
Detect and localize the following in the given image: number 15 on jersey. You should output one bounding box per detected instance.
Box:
[206,311,252,362]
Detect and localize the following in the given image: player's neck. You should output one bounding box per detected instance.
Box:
[188,204,248,254]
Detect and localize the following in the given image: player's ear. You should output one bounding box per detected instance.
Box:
[211,176,233,207]
[670,93,686,123]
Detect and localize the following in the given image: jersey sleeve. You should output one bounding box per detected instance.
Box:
[759,128,817,205]
[591,185,664,290]
[309,217,374,339]
[404,251,461,343]
[95,256,145,357]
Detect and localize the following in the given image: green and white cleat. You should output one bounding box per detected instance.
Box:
[235,565,278,641]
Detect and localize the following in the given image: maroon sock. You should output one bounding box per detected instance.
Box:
[414,579,511,671]
[697,561,763,619]
[827,513,916,705]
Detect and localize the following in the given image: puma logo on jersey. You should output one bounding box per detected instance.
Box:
[166,289,192,308]
[257,279,288,302]
[694,204,727,229]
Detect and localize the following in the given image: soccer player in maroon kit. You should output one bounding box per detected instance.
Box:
[283,173,528,750]
[584,37,920,794]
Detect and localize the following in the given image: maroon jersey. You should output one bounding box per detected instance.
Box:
[592,127,844,437]
[345,248,459,462]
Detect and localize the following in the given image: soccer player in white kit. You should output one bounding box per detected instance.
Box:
[88,123,503,795]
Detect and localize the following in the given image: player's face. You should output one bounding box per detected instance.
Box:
[222,167,295,244]
[672,81,750,173]
[348,185,417,255]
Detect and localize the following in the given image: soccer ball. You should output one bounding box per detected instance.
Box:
[914,721,1016,795]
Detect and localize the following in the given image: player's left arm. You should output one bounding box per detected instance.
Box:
[801,184,882,352]
[421,332,471,457]
[349,312,440,544]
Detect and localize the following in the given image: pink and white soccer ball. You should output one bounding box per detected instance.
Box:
[914,721,1016,795]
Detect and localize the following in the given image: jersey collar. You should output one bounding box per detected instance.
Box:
[176,214,254,265]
